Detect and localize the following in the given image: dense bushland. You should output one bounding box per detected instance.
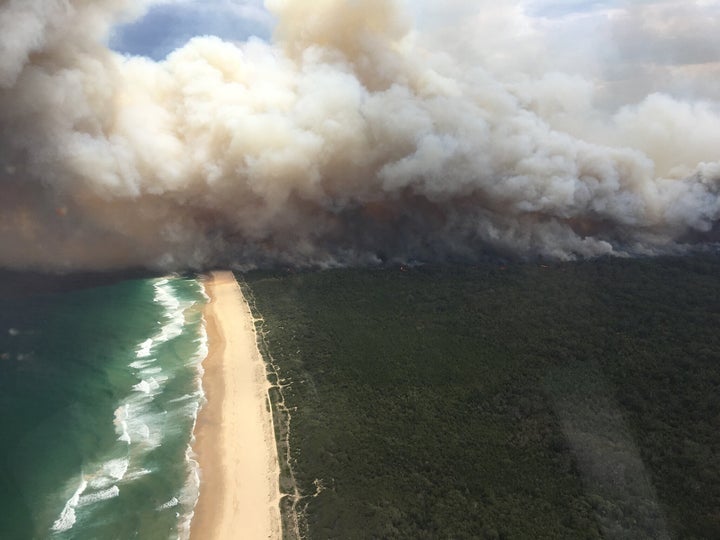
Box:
[242,256,720,539]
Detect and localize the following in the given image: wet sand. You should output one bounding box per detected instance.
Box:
[190,271,281,540]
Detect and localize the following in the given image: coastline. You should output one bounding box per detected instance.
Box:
[190,271,282,540]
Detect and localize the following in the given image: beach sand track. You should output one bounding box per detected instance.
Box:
[190,271,282,540]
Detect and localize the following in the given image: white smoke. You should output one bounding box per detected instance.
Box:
[1,0,719,270]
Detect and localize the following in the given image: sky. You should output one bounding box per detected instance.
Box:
[110,0,720,105]
[109,0,624,57]
[110,0,273,59]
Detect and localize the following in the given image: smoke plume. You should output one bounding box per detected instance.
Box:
[1,0,719,270]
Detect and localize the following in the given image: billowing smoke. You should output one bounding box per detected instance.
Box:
[1,0,720,271]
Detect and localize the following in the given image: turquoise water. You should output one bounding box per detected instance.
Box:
[0,274,207,539]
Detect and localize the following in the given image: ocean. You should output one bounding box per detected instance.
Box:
[0,273,207,540]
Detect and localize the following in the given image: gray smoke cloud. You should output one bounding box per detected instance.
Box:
[1,0,719,271]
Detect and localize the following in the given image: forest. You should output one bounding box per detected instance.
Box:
[241,255,720,539]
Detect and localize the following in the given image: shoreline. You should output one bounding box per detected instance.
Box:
[189,271,282,540]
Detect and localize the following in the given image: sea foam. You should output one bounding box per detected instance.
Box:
[133,378,161,394]
[114,405,131,444]
[79,486,120,506]
[136,338,153,358]
[51,479,88,533]
[158,497,180,511]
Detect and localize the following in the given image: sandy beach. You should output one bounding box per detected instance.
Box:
[190,271,282,540]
